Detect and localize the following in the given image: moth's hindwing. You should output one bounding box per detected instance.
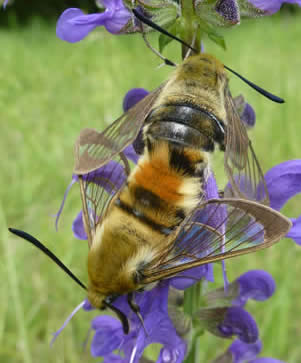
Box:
[140,198,291,283]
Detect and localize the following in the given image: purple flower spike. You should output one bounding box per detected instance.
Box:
[248,0,301,14]
[218,307,258,343]
[3,0,9,9]
[229,339,262,363]
[56,1,131,43]
[232,270,276,307]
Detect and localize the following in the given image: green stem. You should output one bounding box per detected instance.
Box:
[183,282,202,363]
[179,0,196,58]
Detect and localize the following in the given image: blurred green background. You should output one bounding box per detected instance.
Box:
[1,3,301,363]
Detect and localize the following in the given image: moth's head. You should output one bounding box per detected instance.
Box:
[180,53,227,89]
[87,286,107,309]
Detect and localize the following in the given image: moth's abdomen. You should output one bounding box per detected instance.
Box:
[145,103,225,152]
[117,141,208,234]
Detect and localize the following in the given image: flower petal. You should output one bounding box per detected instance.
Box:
[91,315,124,357]
[218,307,259,343]
[264,160,301,211]
[170,264,214,290]
[51,300,86,345]
[248,0,301,14]
[229,339,262,363]
[123,88,149,156]
[286,215,301,245]
[56,8,105,43]
[83,299,94,311]
[232,270,276,307]
[123,88,149,112]
[54,176,77,231]
[241,103,256,128]
[102,0,131,34]
[72,210,88,240]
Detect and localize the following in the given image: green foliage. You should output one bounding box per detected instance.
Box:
[1,13,301,363]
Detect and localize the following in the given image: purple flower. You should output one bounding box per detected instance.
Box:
[218,307,259,343]
[90,282,186,363]
[232,270,276,307]
[56,0,131,43]
[248,0,301,14]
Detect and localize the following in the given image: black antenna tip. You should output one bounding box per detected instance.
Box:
[224,65,285,104]
[9,227,87,291]
[165,59,176,67]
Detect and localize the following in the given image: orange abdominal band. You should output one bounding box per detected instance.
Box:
[134,160,183,203]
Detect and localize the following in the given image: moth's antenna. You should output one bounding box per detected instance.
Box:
[103,301,130,334]
[132,9,284,104]
[8,228,87,291]
[224,65,284,104]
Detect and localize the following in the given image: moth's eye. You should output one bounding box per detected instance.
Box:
[105,294,119,304]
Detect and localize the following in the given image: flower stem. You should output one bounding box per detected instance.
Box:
[179,0,201,56]
[183,282,202,363]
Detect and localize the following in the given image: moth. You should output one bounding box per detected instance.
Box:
[73,52,291,333]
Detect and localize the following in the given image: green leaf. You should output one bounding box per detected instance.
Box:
[208,30,226,50]
[158,22,178,53]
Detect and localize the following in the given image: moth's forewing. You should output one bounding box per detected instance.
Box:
[74,85,164,248]
[74,85,164,175]
[141,198,291,283]
[78,153,129,248]
[224,89,269,205]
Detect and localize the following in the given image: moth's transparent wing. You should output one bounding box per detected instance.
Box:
[74,85,164,174]
[74,86,164,247]
[224,89,269,205]
[78,153,129,247]
[141,198,291,283]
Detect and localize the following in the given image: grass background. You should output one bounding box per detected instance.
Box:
[1,9,301,363]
